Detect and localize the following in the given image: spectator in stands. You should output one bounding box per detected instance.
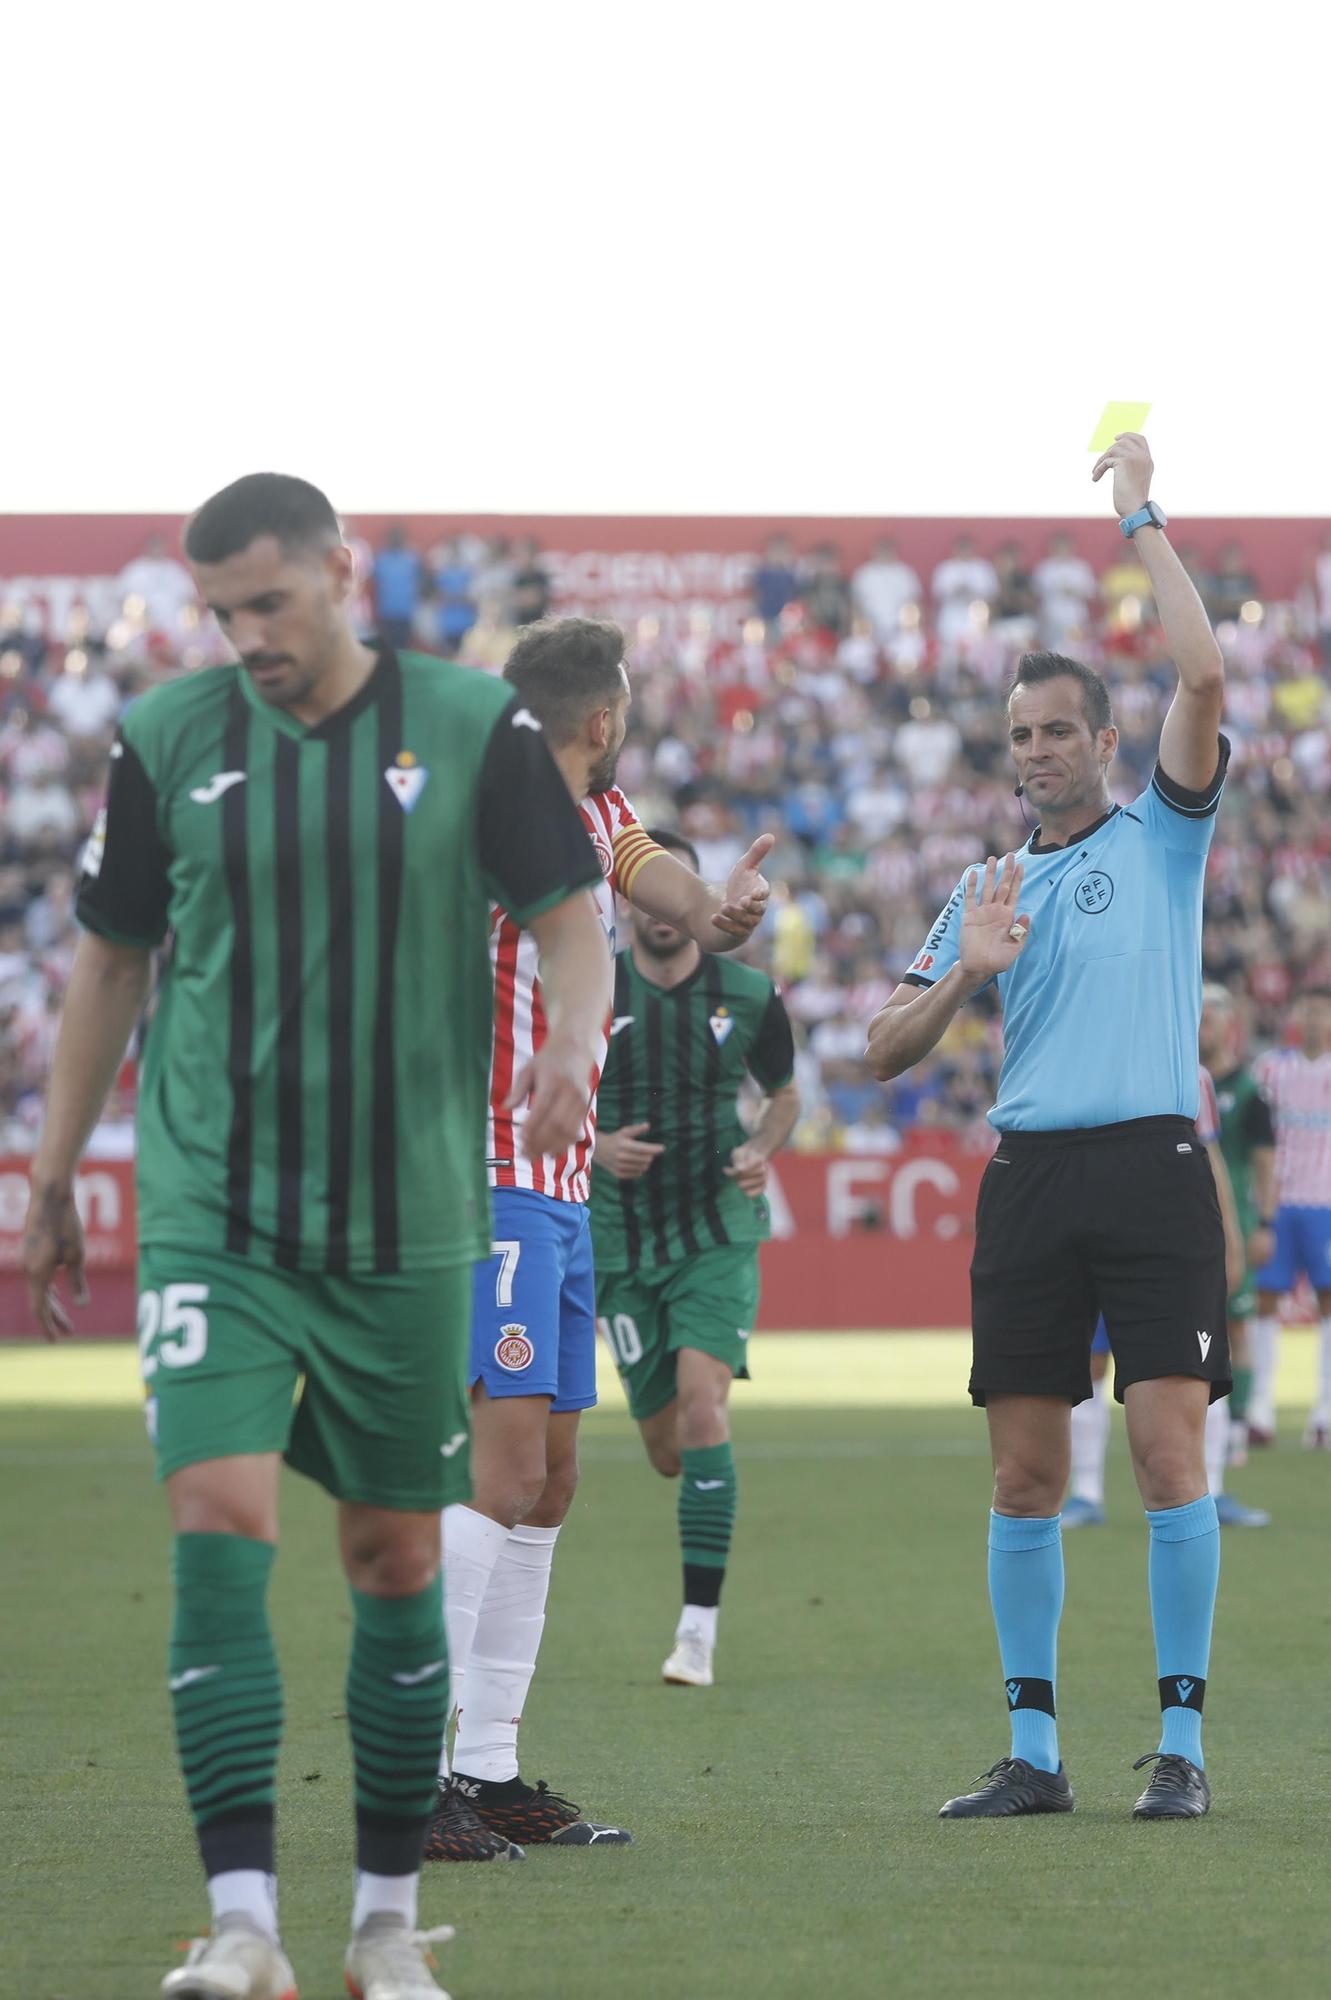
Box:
[1033,531,1098,648]
[23,868,76,952]
[895,696,961,785]
[372,524,423,648]
[116,533,196,635]
[457,596,517,675]
[471,537,516,608]
[1314,529,1331,667]
[751,534,800,628]
[510,537,553,626]
[1213,541,1259,624]
[931,534,998,648]
[991,542,1038,644]
[44,652,122,745]
[798,542,852,638]
[430,537,477,654]
[852,537,922,644]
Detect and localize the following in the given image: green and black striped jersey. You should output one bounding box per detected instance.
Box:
[590,949,795,1271]
[76,646,600,1275]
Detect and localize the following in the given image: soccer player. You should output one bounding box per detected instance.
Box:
[590,828,800,1688]
[1199,983,1278,1464]
[1248,985,1331,1448]
[23,476,610,2000]
[867,435,1230,1822]
[426,619,774,1860]
[1063,1064,1268,1528]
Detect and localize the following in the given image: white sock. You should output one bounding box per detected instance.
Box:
[439,1503,512,1778]
[451,1524,559,1783]
[208,1870,278,1939]
[1248,1314,1280,1428]
[679,1604,718,1646]
[1316,1317,1331,1420]
[1068,1377,1110,1505]
[1204,1394,1229,1498]
[352,1869,417,1933]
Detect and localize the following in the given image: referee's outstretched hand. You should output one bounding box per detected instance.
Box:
[958,855,1031,986]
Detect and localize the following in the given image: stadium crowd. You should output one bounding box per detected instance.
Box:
[3,527,1330,1156]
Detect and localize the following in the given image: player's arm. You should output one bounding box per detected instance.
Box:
[25,935,154,1338]
[627,834,776,952]
[520,895,614,1157]
[1092,433,1225,791]
[25,728,171,1338]
[477,699,611,1157]
[594,1123,666,1180]
[726,988,800,1195]
[866,856,1028,1082]
[1206,1140,1246,1296]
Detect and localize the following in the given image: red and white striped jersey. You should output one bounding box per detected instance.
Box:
[1253,1046,1331,1207]
[487,786,660,1204]
[1196,1064,1220,1146]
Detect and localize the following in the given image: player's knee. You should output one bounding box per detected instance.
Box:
[339,1536,437,1600]
[992,1461,1064,1517]
[1130,1440,1205,1510]
[676,1393,729,1452]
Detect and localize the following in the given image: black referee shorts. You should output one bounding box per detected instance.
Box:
[969,1115,1230,1409]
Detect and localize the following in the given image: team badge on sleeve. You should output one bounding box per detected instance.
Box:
[495,1326,535,1371]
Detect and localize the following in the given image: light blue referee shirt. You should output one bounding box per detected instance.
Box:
[904,740,1229,1132]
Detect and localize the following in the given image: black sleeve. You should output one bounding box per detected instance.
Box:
[1151,732,1231,818]
[1242,1088,1276,1149]
[476,698,603,922]
[75,735,172,947]
[747,986,796,1092]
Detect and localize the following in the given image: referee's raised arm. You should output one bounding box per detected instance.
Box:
[1090,431,1225,790]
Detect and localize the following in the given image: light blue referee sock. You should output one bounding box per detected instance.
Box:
[987,1511,1064,1774]
[1146,1494,1219,1768]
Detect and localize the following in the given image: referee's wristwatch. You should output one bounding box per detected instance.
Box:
[1120,501,1167,539]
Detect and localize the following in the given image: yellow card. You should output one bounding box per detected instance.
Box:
[1089,400,1151,452]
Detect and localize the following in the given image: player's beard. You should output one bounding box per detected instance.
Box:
[635,923,691,962]
[586,744,620,793]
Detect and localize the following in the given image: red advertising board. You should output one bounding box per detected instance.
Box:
[0,1144,984,1338]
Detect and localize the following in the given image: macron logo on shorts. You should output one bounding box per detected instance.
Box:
[1196,1330,1212,1359]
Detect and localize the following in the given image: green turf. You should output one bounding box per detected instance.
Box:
[2,1351,1327,1999]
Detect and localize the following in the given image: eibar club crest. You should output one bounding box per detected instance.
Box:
[708,1006,734,1046]
[384,750,429,813]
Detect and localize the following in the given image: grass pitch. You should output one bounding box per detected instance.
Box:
[2,1334,1327,2000]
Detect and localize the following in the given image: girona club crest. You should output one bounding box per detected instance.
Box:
[495,1325,534,1372]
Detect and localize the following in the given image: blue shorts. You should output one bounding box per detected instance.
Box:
[469,1188,598,1413]
[1256,1204,1331,1296]
[1091,1316,1112,1357]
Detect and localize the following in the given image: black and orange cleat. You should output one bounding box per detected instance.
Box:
[453,1772,634,1847]
[423,1778,525,1861]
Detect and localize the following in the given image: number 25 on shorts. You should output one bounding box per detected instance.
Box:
[138,1284,210,1378]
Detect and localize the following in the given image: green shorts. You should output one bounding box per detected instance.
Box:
[138,1245,472,1510]
[596,1245,759,1422]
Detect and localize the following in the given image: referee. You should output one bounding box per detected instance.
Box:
[867,436,1229,1822]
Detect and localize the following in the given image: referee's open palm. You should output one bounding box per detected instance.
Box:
[958,855,1030,984]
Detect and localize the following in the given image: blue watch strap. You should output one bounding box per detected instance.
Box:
[1120,502,1166,539]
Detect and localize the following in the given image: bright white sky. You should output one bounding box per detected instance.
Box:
[5,4,1326,517]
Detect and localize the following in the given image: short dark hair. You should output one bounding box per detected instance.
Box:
[184,473,341,565]
[1298,983,1331,1003]
[644,827,701,872]
[502,617,626,745]
[1007,651,1113,734]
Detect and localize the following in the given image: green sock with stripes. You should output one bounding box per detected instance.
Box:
[347,1585,449,1877]
[679,1441,738,1612]
[170,1532,282,1880]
